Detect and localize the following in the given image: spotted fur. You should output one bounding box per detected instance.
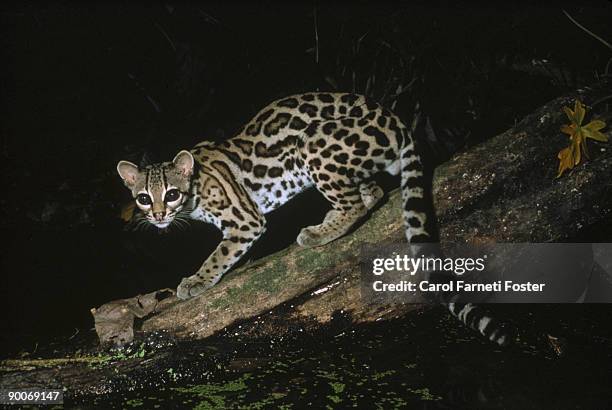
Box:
[117,92,511,346]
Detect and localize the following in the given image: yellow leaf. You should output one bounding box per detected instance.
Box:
[584,119,606,132]
[557,147,575,178]
[120,201,136,222]
[574,100,585,125]
[583,120,609,142]
[556,99,608,178]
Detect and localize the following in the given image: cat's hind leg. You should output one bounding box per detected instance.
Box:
[297,180,368,248]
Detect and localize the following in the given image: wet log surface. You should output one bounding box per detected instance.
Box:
[1,80,611,398]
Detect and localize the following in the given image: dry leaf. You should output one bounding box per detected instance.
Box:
[557,100,608,178]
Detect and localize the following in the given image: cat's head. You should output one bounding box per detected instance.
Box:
[117,150,194,228]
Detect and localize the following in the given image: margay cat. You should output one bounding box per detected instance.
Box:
[117,92,511,346]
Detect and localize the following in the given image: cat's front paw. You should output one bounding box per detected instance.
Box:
[176,275,213,300]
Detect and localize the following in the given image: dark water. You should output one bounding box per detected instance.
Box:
[67,306,612,409]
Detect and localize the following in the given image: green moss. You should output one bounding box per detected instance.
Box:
[406,387,442,401]
[125,398,144,407]
[242,260,288,294]
[329,381,345,394]
[296,248,343,274]
[209,260,289,310]
[172,373,252,409]
[1,355,110,370]
[371,369,396,381]
[327,394,342,404]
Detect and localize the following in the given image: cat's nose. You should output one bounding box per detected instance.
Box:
[153,212,165,221]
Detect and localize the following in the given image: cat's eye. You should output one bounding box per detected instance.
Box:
[136,193,152,206]
[165,189,181,202]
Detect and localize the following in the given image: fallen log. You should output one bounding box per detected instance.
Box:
[124,79,612,343]
[2,80,610,397]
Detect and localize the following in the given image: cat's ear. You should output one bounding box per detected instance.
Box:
[117,160,140,188]
[173,150,194,177]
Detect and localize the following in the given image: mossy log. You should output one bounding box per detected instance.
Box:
[97,79,612,345]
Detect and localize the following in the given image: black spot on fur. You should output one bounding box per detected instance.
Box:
[355,140,369,151]
[264,113,291,136]
[321,105,335,120]
[364,126,390,146]
[302,94,315,101]
[253,165,268,178]
[318,93,334,103]
[402,161,422,172]
[333,153,349,164]
[255,142,267,156]
[221,246,229,256]
[309,158,322,168]
[365,100,378,111]
[242,159,253,172]
[349,106,363,117]
[304,123,318,137]
[402,175,424,190]
[341,94,359,105]
[345,133,359,146]
[232,207,245,221]
[299,103,318,118]
[233,139,254,155]
[277,98,299,108]
[289,116,308,130]
[220,149,242,166]
[341,118,354,127]
[404,197,426,212]
[268,167,283,178]
[318,172,330,181]
[362,159,374,170]
[246,122,262,136]
[333,129,349,141]
[244,178,262,191]
[322,122,337,135]
[221,220,238,229]
[324,163,337,172]
[377,116,387,127]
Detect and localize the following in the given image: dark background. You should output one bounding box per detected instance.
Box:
[1,1,611,355]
